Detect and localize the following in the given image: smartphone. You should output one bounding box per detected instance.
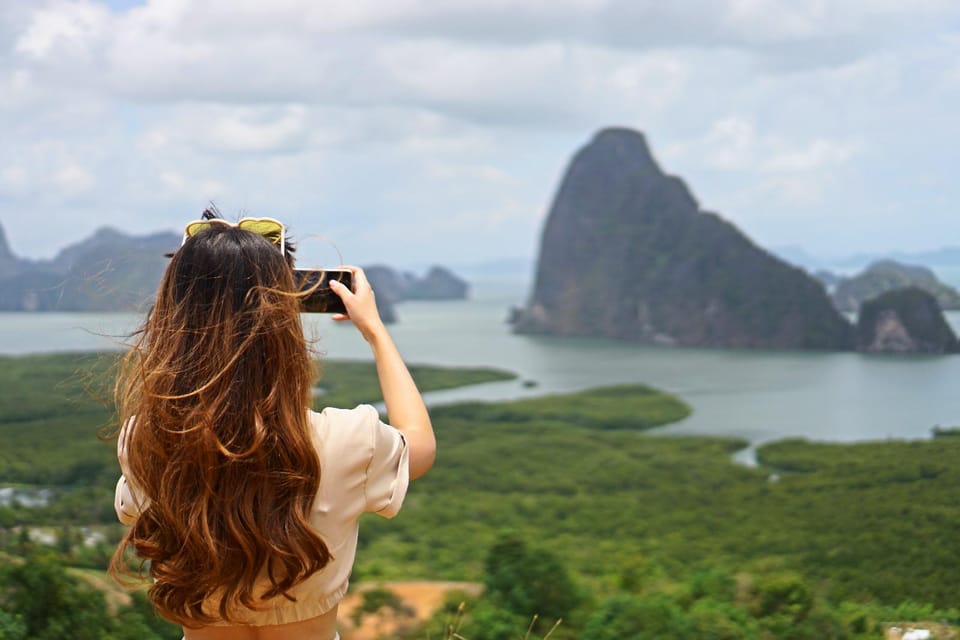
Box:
[295,268,353,314]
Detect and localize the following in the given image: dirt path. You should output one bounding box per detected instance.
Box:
[338,581,482,640]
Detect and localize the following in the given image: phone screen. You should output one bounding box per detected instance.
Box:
[294,269,352,314]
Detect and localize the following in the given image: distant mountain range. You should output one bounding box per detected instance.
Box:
[0,221,468,315]
[772,245,960,273]
[823,260,960,313]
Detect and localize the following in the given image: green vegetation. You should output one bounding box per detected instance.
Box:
[1,352,959,638]
[428,384,691,431]
[359,402,960,610]
[932,425,960,438]
[0,352,513,488]
[413,536,958,640]
[0,353,115,486]
[0,549,181,639]
[314,359,515,411]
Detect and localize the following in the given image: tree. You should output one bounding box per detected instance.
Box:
[0,611,27,640]
[582,593,693,640]
[0,552,112,640]
[750,572,813,622]
[688,598,758,640]
[483,534,581,624]
[0,552,179,640]
[461,601,531,640]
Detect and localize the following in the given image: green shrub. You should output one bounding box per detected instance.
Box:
[582,593,692,640]
[483,534,582,625]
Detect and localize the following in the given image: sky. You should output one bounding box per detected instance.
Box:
[1,0,958,270]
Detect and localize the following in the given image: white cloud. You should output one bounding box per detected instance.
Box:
[0,166,29,195]
[756,175,828,205]
[701,117,757,171]
[159,171,226,200]
[12,0,946,108]
[1,0,959,262]
[425,162,515,186]
[200,106,309,154]
[53,163,95,194]
[761,139,859,173]
[14,0,110,60]
[683,117,858,176]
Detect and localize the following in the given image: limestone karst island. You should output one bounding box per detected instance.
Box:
[511,127,958,354]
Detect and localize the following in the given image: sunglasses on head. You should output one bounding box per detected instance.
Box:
[182,217,285,255]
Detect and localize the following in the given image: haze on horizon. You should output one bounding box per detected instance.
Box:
[1,0,958,270]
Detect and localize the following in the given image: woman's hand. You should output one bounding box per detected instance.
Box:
[329,266,387,344]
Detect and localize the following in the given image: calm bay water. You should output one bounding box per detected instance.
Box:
[3,279,960,458]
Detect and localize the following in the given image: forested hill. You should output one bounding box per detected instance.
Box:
[512,127,855,350]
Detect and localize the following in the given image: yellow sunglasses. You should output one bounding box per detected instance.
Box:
[182,217,285,255]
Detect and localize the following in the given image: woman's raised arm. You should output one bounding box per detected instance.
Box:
[330,268,436,479]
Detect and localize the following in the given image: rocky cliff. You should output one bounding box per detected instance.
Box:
[856,287,959,354]
[512,128,854,350]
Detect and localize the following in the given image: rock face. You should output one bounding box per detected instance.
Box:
[856,287,959,354]
[512,128,854,350]
[832,260,960,312]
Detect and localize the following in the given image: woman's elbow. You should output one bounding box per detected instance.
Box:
[409,432,437,481]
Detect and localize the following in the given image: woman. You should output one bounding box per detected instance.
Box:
[110,212,435,640]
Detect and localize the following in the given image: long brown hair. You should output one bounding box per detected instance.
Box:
[110,216,331,625]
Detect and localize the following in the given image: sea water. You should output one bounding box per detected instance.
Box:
[2,278,960,453]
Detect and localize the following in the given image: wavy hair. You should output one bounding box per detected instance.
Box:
[110,215,331,625]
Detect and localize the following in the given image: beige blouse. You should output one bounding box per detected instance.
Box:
[114,405,410,626]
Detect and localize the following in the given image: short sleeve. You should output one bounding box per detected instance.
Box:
[114,476,143,525]
[115,418,149,525]
[361,405,410,518]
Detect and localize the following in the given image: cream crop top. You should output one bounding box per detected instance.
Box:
[114,405,410,626]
